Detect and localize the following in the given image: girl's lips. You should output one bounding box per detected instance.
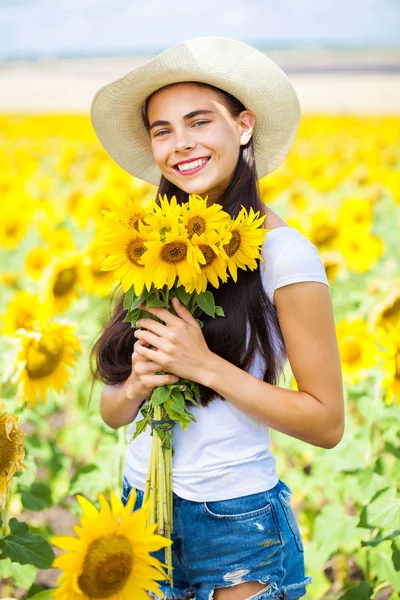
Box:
[173,157,211,176]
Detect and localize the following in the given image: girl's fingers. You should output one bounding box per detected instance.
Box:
[142,373,180,386]
[134,360,166,374]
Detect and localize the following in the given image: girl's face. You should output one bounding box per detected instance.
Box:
[146,83,255,203]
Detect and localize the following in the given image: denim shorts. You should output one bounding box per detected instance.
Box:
[121,476,313,600]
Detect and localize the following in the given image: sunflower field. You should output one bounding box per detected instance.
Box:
[0,113,400,600]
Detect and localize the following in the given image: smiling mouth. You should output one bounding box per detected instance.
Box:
[173,157,211,175]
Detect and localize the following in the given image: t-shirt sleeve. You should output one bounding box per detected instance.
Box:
[273,238,330,300]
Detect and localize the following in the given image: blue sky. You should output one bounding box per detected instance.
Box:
[0,0,399,60]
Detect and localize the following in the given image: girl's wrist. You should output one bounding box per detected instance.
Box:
[199,352,223,389]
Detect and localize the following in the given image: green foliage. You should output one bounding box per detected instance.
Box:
[0,519,55,569]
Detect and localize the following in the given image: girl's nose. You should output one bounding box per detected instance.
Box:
[174,131,196,152]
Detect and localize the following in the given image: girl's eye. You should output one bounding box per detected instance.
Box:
[154,120,209,137]
[154,129,169,137]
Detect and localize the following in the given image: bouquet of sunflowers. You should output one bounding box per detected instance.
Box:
[97,193,268,582]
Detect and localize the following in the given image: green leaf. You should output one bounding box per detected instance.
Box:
[337,582,373,600]
[163,404,191,428]
[385,441,400,460]
[20,482,52,511]
[392,538,400,571]
[123,308,140,325]
[0,557,37,589]
[131,287,153,310]
[150,386,171,407]
[196,291,216,317]
[358,487,400,532]
[369,539,400,589]
[175,287,191,305]
[129,416,151,443]
[215,305,225,317]
[361,529,400,547]
[0,519,55,569]
[170,390,186,415]
[313,504,366,556]
[146,296,168,308]
[69,464,99,492]
[123,286,135,310]
[29,590,55,600]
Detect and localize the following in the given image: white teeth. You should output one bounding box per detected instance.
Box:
[176,158,209,172]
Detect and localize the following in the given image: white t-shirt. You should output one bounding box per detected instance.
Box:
[123,226,330,501]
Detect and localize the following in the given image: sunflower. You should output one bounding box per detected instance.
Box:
[101,196,149,232]
[0,399,26,510]
[139,221,206,291]
[143,194,182,233]
[337,229,384,274]
[0,202,33,250]
[81,238,117,297]
[40,253,85,314]
[42,226,76,255]
[319,249,345,283]
[335,318,378,384]
[51,491,172,600]
[338,196,373,230]
[1,290,51,335]
[25,246,53,280]
[368,281,400,332]
[181,193,230,239]
[379,323,400,407]
[11,321,82,408]
[97,219,160,295]
[307,209,341,251]
[187,229,231,294]
[222,206,268,282]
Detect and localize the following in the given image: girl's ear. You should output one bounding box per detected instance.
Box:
[239,109,255,146]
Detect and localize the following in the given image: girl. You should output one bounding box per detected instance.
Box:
[90,37,344,600]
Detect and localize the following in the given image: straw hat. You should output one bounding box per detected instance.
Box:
[90,36,301,186]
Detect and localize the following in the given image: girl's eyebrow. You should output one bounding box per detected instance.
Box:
[149,109,215,131]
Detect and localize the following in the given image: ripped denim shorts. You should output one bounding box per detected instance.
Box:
[121,476,313,600]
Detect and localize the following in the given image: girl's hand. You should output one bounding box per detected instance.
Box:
[129,338,180,401]
[133,296,214,383]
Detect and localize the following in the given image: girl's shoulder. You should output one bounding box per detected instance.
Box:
[260,222,329,305]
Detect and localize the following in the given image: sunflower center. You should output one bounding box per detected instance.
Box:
[77,534,133,598]
[342,338,362,364]
[26,332,64,378]
[53,267,77,296]
[126,239,146,267]
[128,214,144,231]
[6,223,18,238]
[395,353,400,378]
[199,244,217,268]
[381,298,400,327]
[313,225,337,246]
[0,415,16,474]
[223,230,241,257]
[161,241,188,264]
[186,216,206,238]
[15,310,35,330]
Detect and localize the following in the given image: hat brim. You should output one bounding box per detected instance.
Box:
[90,36,301,186]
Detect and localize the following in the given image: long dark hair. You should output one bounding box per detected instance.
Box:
[89,82,286,408]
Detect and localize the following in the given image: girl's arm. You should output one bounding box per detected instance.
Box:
[100,375,145,430]
[202,281,345,449]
